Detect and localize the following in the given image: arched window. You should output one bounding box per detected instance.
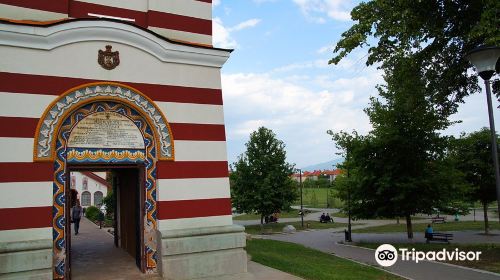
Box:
[94,191,103,206]
[81,191,91,206]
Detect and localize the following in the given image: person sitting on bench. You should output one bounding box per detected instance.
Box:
[325,213,332,223]
[320,213,326,223]
[425,224,433,240]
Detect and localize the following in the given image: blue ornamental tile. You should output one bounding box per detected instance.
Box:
[145,201,152,211]
[56,216,65,229]
[56,238,65,251]
[55,193,64,206]
[55,259,65,276]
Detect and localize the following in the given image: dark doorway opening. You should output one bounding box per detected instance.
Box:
[65,165,145,279]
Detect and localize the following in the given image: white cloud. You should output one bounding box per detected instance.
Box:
[213,0,221,7]
[221,70,381,166]
[444,86,500,137]
[317,45,334,54]
[212,18,237,48]
[293,0,353,22]
[229,19,262,32]
[212,18,262,48]
[271,59,330,72]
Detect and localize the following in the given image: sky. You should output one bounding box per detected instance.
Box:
[212,0,500,169]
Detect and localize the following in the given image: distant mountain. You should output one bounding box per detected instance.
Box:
[300,158,344,172]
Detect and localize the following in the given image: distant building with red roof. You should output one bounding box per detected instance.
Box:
[292,169,343,183]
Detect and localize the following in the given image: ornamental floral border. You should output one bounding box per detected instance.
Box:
[53,102,158,279]
[35,82,174,161]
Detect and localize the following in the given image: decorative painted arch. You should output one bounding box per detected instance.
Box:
[33,82,174,161]
[52,101,160,278]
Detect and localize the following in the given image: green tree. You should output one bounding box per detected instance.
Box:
[329,58,464,239]
[330,0,499,105]
[102,190,115,218]
[317,176,332,188]
[303,178,316,188]
[452,128,499,234]
[231,127,297,227]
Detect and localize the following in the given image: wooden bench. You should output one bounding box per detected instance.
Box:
[431,216,446,223]
[426,233,453,244]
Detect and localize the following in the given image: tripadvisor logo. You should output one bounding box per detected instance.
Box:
[375,244,398,267]
[374,244,482,267]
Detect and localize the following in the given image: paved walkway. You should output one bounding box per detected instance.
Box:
[71,218,159,280]
[71,218,302,280]
[262,229,500,280]
[234,206,499,227]
[199,262,303,280]
[234,207,401,227]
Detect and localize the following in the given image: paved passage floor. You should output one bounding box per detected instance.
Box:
[70,218,160,280]
[70,217,303,280]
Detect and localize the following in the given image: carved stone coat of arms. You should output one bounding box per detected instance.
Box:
[98,45,120,70]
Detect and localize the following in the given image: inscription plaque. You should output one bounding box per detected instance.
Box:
[68,112,145,149]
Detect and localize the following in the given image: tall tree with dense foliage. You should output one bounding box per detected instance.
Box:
[326,0,498,239]
[231,127,297,226]
[330,0,499,109]
[453,128,499,234]
[329,58,463,239]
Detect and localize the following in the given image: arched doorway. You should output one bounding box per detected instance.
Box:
[33,83,174,279]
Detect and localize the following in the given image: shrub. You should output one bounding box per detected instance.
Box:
[103,190,115,217]
[85,206,100,221]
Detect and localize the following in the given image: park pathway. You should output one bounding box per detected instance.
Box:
[234,206,497,226]
[262,229,500,280]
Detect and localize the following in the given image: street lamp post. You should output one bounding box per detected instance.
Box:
[466,46,500,223]
[299,169,304,228]
[346,150,352,242]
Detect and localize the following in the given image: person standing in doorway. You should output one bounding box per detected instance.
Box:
[72,200,83,235]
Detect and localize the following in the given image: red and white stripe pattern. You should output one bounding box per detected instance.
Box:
[0,49,233,240]
[0,0,213,45]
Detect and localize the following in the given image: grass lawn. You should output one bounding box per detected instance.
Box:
[233,209,319,220]
[352,221,500,234]
[295,188,344,208]
[246,239,403,280]
[356,243,500,274]
[244,221,351,235]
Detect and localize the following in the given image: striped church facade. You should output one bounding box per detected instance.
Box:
[0,0,213,46]
[0,1,247,280]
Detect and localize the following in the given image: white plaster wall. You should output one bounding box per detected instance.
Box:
[0,22,231,235]
[0,42,222,89]
[70,172,109,207]
[0,4,67,21]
